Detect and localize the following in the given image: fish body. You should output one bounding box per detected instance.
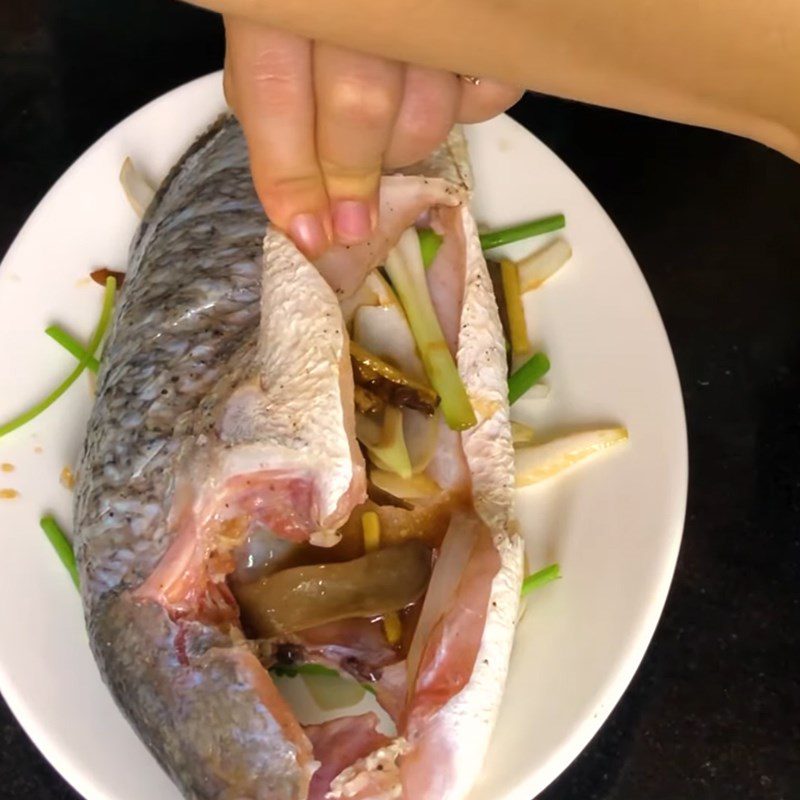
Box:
[74,117,523,800]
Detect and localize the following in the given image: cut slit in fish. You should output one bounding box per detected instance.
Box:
[74,117,522,800]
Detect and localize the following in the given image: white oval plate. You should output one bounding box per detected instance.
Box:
[0,73,686,800]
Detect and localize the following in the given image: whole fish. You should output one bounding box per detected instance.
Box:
[74,115,523,800]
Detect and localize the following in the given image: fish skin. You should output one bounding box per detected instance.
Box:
[75,117,318,799]
[406,206,524,800]
[76,117,265,605]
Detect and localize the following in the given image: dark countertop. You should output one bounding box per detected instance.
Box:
[1,2,799,799]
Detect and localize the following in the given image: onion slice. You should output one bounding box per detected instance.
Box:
[119,157,156,218]
[518,237,572,293]
[353,304,427,384]
[403,408,439,474]
[357,407,413,479]
[340,272,399,325]
[515,427,628,486]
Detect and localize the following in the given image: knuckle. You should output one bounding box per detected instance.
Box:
[325,78,396,130]
[318,161,379,198]
[394,125,447,165]
[266,172,322,194]
[255,174,325,225]
[256,167,323,202]
[389,110,451,166]
[403,105,451,149]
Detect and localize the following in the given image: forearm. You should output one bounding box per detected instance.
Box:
[190,0,800,161]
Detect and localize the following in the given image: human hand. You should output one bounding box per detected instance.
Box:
[223,16,522,259]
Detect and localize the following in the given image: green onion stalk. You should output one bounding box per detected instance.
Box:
[385,229,477,431]
[480,214,566,251]
[45,326,100,373]
[521,563,561,597]
[0,276,116,438]
[508,352,550,405]
[419,213,567,268]
[40,515,79,588]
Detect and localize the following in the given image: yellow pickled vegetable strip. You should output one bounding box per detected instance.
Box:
[362,511,381,553]
[500,259,530,356]
[383,612,403,645]
[361,511,403,644]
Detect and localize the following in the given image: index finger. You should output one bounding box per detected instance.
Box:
[224,16,331,258]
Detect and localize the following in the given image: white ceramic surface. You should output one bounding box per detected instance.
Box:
[0,72,687,800]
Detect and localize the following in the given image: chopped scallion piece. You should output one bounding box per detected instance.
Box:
[40,515,79,588]
[480,214,566,251]
[418,228,443,268]
[45,326,100,373]
[508,352,550,405]
[0,277,116,438]
[418,213,566,268]
[521,563,560,597]
[385,229,476,431]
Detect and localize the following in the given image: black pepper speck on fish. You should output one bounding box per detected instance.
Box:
[74,116,523,800]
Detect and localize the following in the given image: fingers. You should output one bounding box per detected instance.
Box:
[224,16,331,258]
[386,70,523,169]
[225,14,522,258]
[313,44,405,244]
[457,78,525,124]
[384,67,462,168]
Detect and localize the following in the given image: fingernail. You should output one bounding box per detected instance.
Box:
[288,213,329,259]
[332,200,372,245]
